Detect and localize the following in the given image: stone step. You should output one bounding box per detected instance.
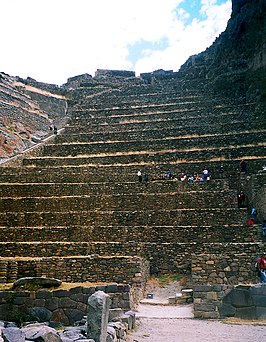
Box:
[0,224,258,243]
[72,98,251,115]
[70,106,240,125]
[42,132,266,157]
[0,208,246,227]
[0,191,238,212]
[55,124,263,144]
[69,112,252,133]
[22,145,266,167]
[0,180,231,196]
[1,159,263,184]
[0,242,261,273]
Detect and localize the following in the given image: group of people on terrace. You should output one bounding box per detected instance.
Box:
[137,167,212,183]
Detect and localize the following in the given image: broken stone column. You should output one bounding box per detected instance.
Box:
[87,290,111,342]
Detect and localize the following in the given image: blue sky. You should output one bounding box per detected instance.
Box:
[0,0,231,85]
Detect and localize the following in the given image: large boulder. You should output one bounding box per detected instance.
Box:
[22,322,63,342]
[2,327,25,342]
[13,277,62,289]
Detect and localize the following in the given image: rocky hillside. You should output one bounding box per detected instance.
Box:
[180,0,266,105]
[0,73,68,161]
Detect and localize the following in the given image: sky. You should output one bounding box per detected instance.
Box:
[0,0,231,85]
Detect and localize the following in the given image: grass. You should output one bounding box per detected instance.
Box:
[157,274,181,287]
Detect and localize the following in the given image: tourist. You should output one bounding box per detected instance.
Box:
[240,159,247,173]
[188,175,194,182]
[179,173,187,181]
[251,207,258,223]
[137,170,142,182]
[53,126,58,135]
[237,191,245,208]
[262,220,266,237]
[167,169,173,180]
[144,173,149,183]
[203,168,210,181]
[256,252,266,283]
[218,165,224,178]
[248,217,255,225]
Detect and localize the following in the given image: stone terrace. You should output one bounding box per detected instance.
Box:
[0,75,265,286]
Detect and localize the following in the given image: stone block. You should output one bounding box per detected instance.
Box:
[45,297,59,311]
[194,298,202,305]
[193,285,212,292]
[87,291,111,342]
[69,286,83,294]
[194,303,215,312]
[223,288,254,308]
[33,299,45,307]
[64,308,85,325]
[124,310,136,329]
[250,284,266,296]
[36,290,53,299]
[252,295,266,307]
[206,292,218,300]
[59,297,77,309]
[256,307,266,320]
[219,303,236,318]
[51,308,69,325]
[201,311,220,319]
[106,284,118,293]
[2,327,25,342]
[70,293,85,303]
[30,307,52,323]
[168,297,176,305]
[235,306,257,320]
[53,289,69,297]
[109,308,123,322]
[82,287,96,295]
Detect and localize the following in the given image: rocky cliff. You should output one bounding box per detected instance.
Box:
[180,0,266,104]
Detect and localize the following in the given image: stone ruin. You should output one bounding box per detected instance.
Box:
[0,0,265,333]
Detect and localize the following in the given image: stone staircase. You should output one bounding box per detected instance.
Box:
[0,77,265,285]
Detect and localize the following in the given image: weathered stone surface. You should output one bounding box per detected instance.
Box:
[87,291,111,342]
[13,277,62,289]
[223,288,254,308]
[30,306,52,322]
[22,322,62,342]
[256,307,266,320]
[219,303,236,318]
[2,327,25,342]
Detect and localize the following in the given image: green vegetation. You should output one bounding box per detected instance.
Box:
[157,274,181,287]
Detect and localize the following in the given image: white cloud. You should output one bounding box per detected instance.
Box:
[0,0,231,85]
[134,0,231,74]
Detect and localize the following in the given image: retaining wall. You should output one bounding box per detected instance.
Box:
[0,284,132,325]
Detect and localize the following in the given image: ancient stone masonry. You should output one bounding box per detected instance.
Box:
[0,0,266,323]
[0,70,265,288]
[0,284,131,325]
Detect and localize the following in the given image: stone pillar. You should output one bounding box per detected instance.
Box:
[87,290,111,342]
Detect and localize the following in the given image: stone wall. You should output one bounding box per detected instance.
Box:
[192,252,259,286]
[0,256,150,286]
[0,284,131,325]
[194,283,266,320]
[192,250,264,319]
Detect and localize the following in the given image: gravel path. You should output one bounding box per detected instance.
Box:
[127,278,266,342]
[127,317,266,342]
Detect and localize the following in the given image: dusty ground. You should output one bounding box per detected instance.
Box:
[127,277,266,342]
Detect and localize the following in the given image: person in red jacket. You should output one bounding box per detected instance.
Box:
[257,252,266,282]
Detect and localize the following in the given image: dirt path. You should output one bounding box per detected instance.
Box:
[127,277,266,342]
[127,318,266,342]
